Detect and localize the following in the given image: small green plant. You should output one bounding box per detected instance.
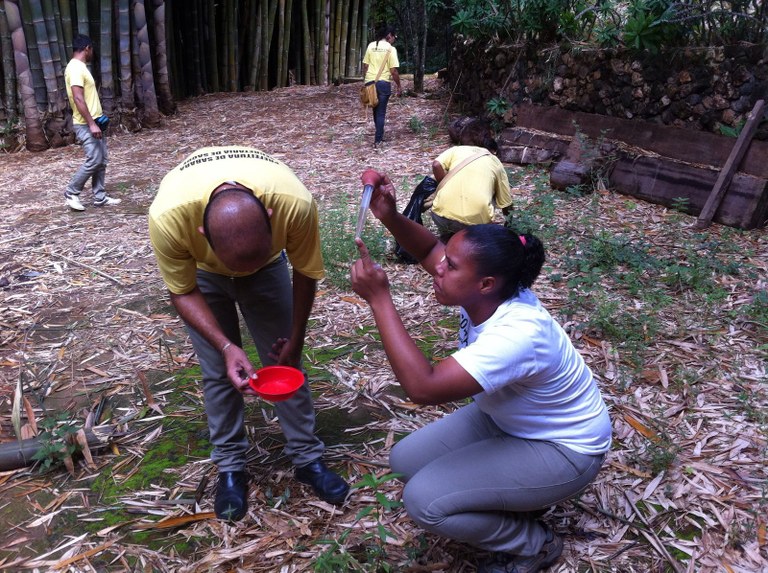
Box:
[718,120,745,138]
[313,472,403,572]
[647,438,680,474]
[31,415,81,472]
[739,289,768,330]
[486,96,510,118]
[571,122,618,193]
[264,486,291,508]
[408,116,425,133]
[486,96,511,130]
[670,196,690,214]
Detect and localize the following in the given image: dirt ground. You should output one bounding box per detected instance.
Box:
[0,78,766,572]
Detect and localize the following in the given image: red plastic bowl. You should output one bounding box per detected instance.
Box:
[249,365,304,401]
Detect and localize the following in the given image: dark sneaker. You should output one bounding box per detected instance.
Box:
[65,194,85,211]
[214,471,249,522]
[477,523,564,573]
[295,460,349,504]
[93,196,121,206]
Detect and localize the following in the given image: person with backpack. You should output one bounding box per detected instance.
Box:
[362,24,402,148]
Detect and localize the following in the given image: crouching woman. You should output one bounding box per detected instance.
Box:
[350,173,611,573]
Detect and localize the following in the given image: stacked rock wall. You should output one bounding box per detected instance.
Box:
[447,41,768,139]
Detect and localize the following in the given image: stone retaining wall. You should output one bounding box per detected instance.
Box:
[447,40,768,139]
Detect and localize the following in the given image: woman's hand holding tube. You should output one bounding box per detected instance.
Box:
[367,172,398,223]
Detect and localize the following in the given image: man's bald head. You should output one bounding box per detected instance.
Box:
[203,188,272,272]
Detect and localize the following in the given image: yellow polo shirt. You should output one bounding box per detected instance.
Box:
[363,40,399,82]
[65,58,102,125]
[149,146,324,295]
[431,146,513,225]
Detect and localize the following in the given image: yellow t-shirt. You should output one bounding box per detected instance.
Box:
[431,146,513,225]
[363,40,399,82]
[65,58,102,124]
[148,146,325,295]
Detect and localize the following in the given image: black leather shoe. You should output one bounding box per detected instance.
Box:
[295,460,349,505]
[214,471,249,522]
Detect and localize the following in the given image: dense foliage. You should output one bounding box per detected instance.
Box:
[445,0,767,51]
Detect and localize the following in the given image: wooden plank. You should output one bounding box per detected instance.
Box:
[696,99,765,228]
[515,103,768,179]
[497,128,569,164]
[610,155,768,229]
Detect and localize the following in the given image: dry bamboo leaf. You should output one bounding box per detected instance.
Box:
[11,377,22,441]
[75,429,95,468]
[339,295,367,307]
[51,539,116,570]
[22,396,37,436]
[132,511,216,530]
[623,413,660,443]
[20,424,36,440]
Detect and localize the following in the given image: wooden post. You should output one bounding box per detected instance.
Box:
[695,99,765,229]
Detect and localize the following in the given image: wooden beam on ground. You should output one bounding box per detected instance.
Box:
[498,128,570,164]
[515,103,768,179]
[695,99,765,228]
[610,155,768,229]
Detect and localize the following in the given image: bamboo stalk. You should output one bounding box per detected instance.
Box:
[49,251,125,285]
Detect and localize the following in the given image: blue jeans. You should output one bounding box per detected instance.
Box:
[66,124,108,203]
[185,257,325,472]
[373,81,392,144]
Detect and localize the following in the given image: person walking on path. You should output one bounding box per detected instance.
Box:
[428,139,513,243]
[350,172,611,572]
[64,34,120,211]
[362,24,402,149]
[149,146,349,522]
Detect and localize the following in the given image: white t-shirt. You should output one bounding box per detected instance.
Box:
[452,290,612,455]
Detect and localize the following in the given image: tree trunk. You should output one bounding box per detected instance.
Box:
[246,0,263,91]
[359,0,368,69]
[149,0,175,113]
[19,0,48,109]
[116,0,140,131]
[132,0,161,126]
[6,0,48,151]
[330,0,343,82]
[225,0,237,91]
[0,0,18,124]
[323,0,330,85]
[29,0,60,107]
[260,0,278,90]
[98,0,115,118]
[41,0,66,96]
[75,0,88,35]
[414,0,426,93]
[280,0,293,86]
[338,0,350,81]
[300,0,314,84]
[205,0,218,92]
[57,0,73,58]
[345,0,359,77]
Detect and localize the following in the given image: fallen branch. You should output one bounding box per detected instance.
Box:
[0,424,117,472]
[48,251,125,286]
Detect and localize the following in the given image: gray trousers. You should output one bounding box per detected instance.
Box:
[430,211,468,243]
[389,402,606,556]
[186,256,325,472]
[66,124,108,202]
